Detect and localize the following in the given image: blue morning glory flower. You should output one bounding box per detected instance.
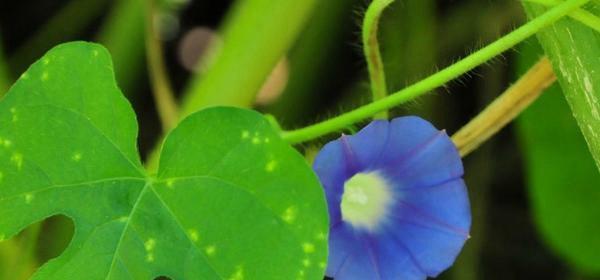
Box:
[313,116,471,280]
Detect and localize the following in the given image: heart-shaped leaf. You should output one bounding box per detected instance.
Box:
[0,42,328,279]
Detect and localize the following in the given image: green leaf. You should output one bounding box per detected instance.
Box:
[516,40,600,274]
[0,42,328,279]
[521,2,600,171]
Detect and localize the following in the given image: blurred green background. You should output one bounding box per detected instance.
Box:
[0,0,599,279]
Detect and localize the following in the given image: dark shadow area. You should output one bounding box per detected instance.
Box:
[0,215,74,279]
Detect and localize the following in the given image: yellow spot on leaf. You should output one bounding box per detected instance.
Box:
[72,152,82,162]
[265,160,277,172]
[251,137,261,144]
[93,50,99,57]
[241,130,250,139]
[118,216,128,223]
[205,245,216,256]
[319,262,326,269]
[228,266,244,280]
[302,242,315,253]
[20,73,29,80]
[144,238,156,251]
[10,108,17,122]
[302,258,311,267]
[3,139,12,148]
[11,153,23,170]
[281,206,298,224]
[0,234,5,241]
[146,253,155,263]
[24,193,34,204]
[41,72,49,81]
[43,58,50,65]
[188,229,199,242]
[166,179,174,189]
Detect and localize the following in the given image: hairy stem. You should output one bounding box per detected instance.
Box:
[452,57,556,157]
[363,0,394,119]
[281,0,589,144]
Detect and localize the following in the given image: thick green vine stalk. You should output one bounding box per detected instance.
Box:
[181,0,317,117]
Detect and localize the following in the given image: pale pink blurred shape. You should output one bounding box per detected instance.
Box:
[178,27,222,72]
[178,26,289,105]
[256,57,289,106]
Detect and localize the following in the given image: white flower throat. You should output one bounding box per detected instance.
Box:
[341,171,393,232]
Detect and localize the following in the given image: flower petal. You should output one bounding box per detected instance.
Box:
[343,120,389,171]
[328,227,426,280]
[378,117,463,189]
[313,140,348,224]
[314,116,471,280]
[326,223,363,277]
[367,232,425,280]
[384,179,471,276]
[396,179,471,235]
[313,120,390,225]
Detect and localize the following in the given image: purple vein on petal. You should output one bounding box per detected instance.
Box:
[330,219,344,231]
[386,130,455,173]
[362,236,383,280]
[385,226,429,276]
[340,135,360,174]
[332,252,353,278]
[393,199,470,237]
[396,175,464,192]
[369,123,391,171]
[388,215,467,238]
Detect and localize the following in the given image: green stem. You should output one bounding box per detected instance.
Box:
[281,0,590,144]
[145,0,317,170]
[452,57,556,157]
[363,0,394,119]
[266,0,354,125]
[524,0,600,32]
[180,0,317,117]
[145,0,179,131]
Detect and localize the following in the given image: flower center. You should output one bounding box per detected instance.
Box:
[341,171,392,231]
